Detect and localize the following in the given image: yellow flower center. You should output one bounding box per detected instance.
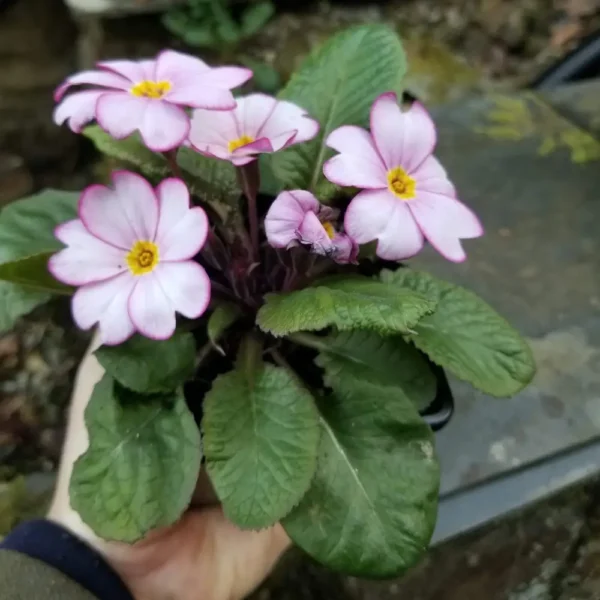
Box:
[387,167,416,200]
[130,80,172,99]
[126,241,159,276]
[322,221,336,239]
[228,135,255,153]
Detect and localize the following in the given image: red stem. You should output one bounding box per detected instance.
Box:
[237,162,260,261]
[163,150,183,179]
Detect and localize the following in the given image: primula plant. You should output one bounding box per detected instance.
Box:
[0,26,535,578]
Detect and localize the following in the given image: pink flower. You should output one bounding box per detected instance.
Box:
[53,50,252,152]
[265,190,357,264]
[324,93,483,262]
[188,94,319,166]
[49,172,211,345]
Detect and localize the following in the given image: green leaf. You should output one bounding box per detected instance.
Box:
[70,375,201,543]
[83,126,170,179]
[297,330,436,411]
[257,276,435,337]
[0,252,73,295]
[272,24,407,194]
[203,362,320,529]
[241,57,282,95]
[0,283,49,333]
[207,302,243,353]
[283,375,439,577]
[241,1,275,37]
[0,189,79,330]
[95,333,197,394]
[382,269,536,397]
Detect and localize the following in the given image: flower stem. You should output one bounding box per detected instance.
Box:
[288,332,329,353]
[163,150,183,179]
[237,161,261,260]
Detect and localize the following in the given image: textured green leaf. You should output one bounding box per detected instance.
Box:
[83,126,170,178]
[296,330,436,411]
[283,375,439,577]
[382,269,536,397]
[203,362,320,529]
[257,276,435,337]
[0,252,73,295]
[272,24,407,194]
[95,333,197,394]
[0,282,49,333]
[70,375,201,543]
[207,303,243,352]
[0,189,79,330]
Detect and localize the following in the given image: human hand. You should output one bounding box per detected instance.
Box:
[48,338,290,600]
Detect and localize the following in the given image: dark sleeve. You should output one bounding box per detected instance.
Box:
[0,520,134,600]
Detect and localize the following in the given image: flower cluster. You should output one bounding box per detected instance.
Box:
[51,50,482,345]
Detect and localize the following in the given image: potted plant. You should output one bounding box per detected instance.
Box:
[0,25,535,578]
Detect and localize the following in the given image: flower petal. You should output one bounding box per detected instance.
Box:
[409,192,483,262]
[370,93,437,173]
[199,66,253,89]
[54,70,130,101]
[97,59,148,83]
[72,273,136,345]
[323,153,387,189]
[138,101,190,152]
[231,137,273,156]
[297,211,332,250]
[128,271,176,340]
[236,94,277,138]
[331,233,359,264]
[154,261,211,319]
[258,98,319,148]
[53,90,104,132]
[79,183,138,250]
[265,190,320,248]
[155,179,208,261]
[49,220,127,285]
[345,189,424,260]
[155,50,210,80]
[414,155,456,197]
[111,170,159,241]
[326,125,383,165]
[188,109,239,157]
[96,92,145,140]
[165,84,236,110]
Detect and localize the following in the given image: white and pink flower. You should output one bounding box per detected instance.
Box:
[54,50,252,152]
[265,190,357,264]
[188,94,319,166]
[324,92,483,262]
[49,171,211,345]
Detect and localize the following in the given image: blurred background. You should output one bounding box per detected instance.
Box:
[1,1,600,598]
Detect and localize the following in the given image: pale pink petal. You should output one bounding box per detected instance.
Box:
[345,189,424,260]
[259,99,319,147]
[371,93,437,173]
[165,84,236,110]
[323,153,387,189]
[72,273,136,345]
[413,155,456,197]
[199,66,253,89]
[96,92,145,139]
[53,90,104,132]
[49,220,127,286]
[236,94,276,138]
[265,190,320,248]
[155,180,208,260]
[326,125,384,167]
[231,137,273,156]
[154,262,211,319]
[266,131,299,152]
[128,272,176,340]
[97,59,147,83]
[138,101,190,152]
[409,192,483,262]
[54,70,130,101]
[297,211,332,250]
[79,184,138,250]
[331,233,358,264]
[231,155,256,166]
[188,109,239,156]
[111,171,159,241]
[155,50,210,81]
